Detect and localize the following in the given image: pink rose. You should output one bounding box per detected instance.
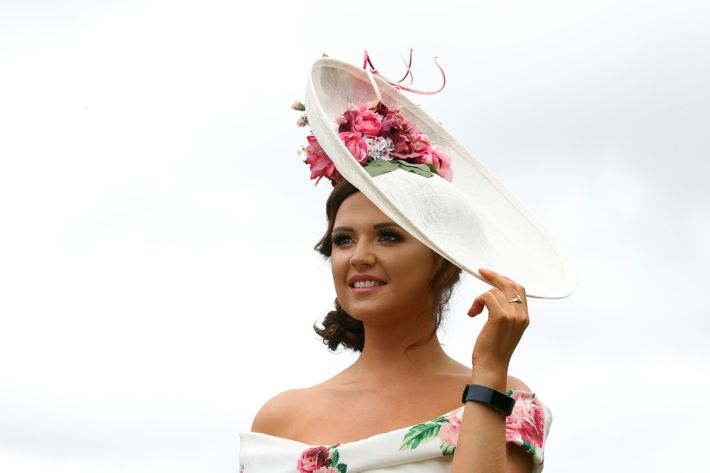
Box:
[351,110,382,136]
[338,101,379,133]
[417,132,431,147]
[384,111,427,158]
[392,132,414,155]
[297,446,331,473]
[313,468,339,473]
[505,394,545,448]
[306,134,324,155]
[415,147,436,166]
[339,131,368,163]
[305,135,342,184]
[431,144,453,182]
[380,111,404,139]
[438,412,462,447]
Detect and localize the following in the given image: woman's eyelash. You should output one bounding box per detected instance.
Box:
[378,230,403,242]
[331,232,352,246]
[330,229,404,246]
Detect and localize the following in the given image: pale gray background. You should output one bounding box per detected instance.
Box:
[1,0,708,471]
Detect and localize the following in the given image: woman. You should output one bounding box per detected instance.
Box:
[239,56,571,472]
[244,181,544,473]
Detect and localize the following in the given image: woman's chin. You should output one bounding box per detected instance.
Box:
[342,302,413,324]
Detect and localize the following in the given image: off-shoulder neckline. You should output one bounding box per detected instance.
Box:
[242,405,464,447]
[243,390,537,448]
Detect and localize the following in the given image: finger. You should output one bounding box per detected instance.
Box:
[468,291,503,318]
[468,295,484,317]
[478,267,512,289]
[479,268,526,300]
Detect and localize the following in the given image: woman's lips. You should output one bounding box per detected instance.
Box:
[350,284,386,294]
[348,275,387,293]
[348,275,386,285]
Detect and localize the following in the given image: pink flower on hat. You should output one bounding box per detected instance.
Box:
[415,148,436,167]
[351,109,382,136]
[431,144,453,181]
[337,101,379,131]
[304,135,342,185]
[299,99,453,184]
[339,131,368,164]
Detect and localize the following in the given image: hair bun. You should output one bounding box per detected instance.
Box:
[313,299,365,352]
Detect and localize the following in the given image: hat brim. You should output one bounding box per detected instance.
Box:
[305,58,575,299]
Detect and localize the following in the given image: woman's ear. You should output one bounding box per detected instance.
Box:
[430,253,445,282]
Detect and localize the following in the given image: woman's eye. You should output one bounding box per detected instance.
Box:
[331,233,353,246]
[379,231,402,243]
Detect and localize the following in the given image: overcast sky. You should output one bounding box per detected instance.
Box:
[1,0,709,472]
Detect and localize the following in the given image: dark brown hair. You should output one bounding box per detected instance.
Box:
[313,180,462,352]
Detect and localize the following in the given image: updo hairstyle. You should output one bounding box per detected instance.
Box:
[313,180,462,352]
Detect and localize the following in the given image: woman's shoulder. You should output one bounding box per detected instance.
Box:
[250,388,307,436]
[250,383,333,438]
[250,372,531,428]
[506,374,531,392]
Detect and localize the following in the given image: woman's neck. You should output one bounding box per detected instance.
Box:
[344,319,465,380]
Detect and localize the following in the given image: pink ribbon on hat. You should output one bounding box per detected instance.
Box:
[362,49,446,95]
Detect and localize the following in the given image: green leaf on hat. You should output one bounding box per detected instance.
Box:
[364,159,443,179]
[364,159,399,177]
[395,160,436,178]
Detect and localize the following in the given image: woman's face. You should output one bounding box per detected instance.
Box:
[330,192,441,323]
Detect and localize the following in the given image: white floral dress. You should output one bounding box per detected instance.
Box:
[239,390,551,473]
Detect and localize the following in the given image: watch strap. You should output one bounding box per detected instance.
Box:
[461,384,515,416]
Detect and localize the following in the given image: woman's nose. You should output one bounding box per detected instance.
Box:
[350,242,376,267]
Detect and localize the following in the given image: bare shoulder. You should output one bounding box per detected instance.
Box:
[250,389,309,436]
[506,374,531,392]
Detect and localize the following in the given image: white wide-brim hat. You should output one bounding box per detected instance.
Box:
[305,57,575,299]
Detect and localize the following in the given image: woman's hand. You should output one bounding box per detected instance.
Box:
[468,268,529,376]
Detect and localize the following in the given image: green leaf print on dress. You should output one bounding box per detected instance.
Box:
[399,412,461,456]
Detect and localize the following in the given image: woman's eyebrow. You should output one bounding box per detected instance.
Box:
[332,222,401,233]
[373,222,400,230]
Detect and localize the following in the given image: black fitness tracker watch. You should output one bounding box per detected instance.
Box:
[461,384,515,416]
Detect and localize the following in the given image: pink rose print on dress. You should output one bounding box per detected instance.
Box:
[505,393,545,451]
[297,445,348,473]
[297,446,331,473]
[438,412,461,448]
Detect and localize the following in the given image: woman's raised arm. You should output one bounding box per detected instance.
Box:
[451,268,534,473]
